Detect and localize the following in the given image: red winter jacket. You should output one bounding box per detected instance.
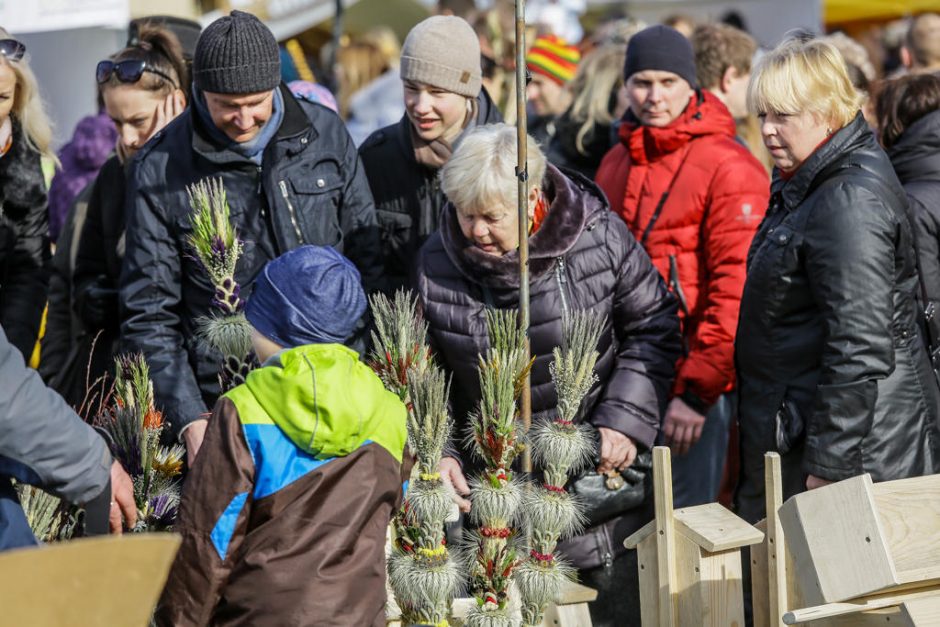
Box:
[595,90,770,408]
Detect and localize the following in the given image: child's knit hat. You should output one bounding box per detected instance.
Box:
[246,245,366,347]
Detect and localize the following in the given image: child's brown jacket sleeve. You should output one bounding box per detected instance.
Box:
[155,397,255,627]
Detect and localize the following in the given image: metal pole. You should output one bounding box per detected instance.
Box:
[515,0,532,475]
[327,0,345,94]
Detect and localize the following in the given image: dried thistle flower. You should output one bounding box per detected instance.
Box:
[469,476,523,530]
[368,290,431,400]
[516,557,576,625]
[186,177,242,297]
[550,311,605,423]
[388,551,462,625]
[406,366,452,477]
[530,418,594,487]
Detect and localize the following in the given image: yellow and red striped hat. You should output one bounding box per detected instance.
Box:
[525,35,580,86]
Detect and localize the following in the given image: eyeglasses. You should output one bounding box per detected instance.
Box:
[96,59,178,89]
[0,39,25,62]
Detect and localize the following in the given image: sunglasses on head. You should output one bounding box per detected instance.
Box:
[96,59,178,89]
[0,39,25,62]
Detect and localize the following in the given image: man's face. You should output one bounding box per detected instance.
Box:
[626,70,695,127]
[204,90,275,143]
[525,73,571,117]
[722,67,751,120]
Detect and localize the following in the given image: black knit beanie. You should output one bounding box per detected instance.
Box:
[624,25,697,88]
[193,10,280,94]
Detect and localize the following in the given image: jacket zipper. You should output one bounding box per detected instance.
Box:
[555,257,570,319]
[278,180,305,244]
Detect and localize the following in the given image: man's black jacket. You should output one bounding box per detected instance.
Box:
[120,84,381,439]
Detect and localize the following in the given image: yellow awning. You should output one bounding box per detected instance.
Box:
[826,0,940,24]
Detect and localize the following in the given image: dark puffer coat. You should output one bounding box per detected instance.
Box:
[0,119,50,358]
[735,113,940,523]
[415,165,681,568]
[888,109,940,332]
[120,84,381,440]
[359,89,502,294]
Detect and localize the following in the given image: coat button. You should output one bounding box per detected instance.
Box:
[301,137,308,144]
[779,234,787,243]
[316,178,325,188]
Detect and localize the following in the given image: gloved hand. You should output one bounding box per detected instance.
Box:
[77,275,119,331]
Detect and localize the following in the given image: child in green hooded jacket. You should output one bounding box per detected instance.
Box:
[157,245,407,627]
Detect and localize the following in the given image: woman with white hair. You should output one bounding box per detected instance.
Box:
[0,30,54,359]
[735,36,940,523]
[415,122,681,626]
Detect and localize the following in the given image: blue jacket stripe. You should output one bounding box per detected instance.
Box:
[210,491,249,561]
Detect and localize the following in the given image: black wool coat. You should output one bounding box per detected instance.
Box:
[359,89,502,295]
[415,165,681,568]
[0,119,50,358]
[735,113,940,522]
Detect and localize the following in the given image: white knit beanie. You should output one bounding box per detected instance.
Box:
[400,16,482,98]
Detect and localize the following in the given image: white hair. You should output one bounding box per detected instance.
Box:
[441,123,546,211]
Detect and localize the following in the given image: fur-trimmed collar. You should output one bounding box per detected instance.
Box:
[440,164,604,288]
[0,117,45,211]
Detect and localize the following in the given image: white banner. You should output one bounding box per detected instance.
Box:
[0,0,129,34]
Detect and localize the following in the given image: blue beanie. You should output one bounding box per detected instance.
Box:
[624,25,697,88]
[246,246,366,347]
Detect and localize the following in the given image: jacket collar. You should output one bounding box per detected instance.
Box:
[0,117,44,209]
[191,83,315,165]
[439,164,601,288]
[392,86,504,171]
[619,89,736,164]
[774,112,871,211]
[888,108,940,184]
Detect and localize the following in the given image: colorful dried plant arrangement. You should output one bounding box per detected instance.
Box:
[464,309,533,627]
[516,311,603,625]
[97,354,184,531]
[186,177,255,390]
[370,291,460,626]
[368,290,431,401]
[387,367,462,626]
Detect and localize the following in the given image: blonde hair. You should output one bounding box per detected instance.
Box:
[441,123,546,212]
[567,44,626,156]
[748,37,862,129]
[0,27,56,162]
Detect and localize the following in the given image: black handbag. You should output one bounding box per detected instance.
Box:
[567,429,653,527]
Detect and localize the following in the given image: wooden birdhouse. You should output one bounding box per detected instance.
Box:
[624,446,764,627]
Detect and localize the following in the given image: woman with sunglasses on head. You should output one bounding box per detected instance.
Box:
[67,25,187,395]
[0,30,55,360]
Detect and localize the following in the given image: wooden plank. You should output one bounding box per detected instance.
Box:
[871,475,940,582]
[0,534,180,627]
[766,452,789,627]
[783,585,940,624]
[554,580,598,605]
[681,540,746,627]
[638,535,660,627]
[674,532,704,627]
[752,518,771,627]
[653,446,678,627]
[778,474,897,604]
[544,602,594,627]
[625,518,656,550]
[899,596,940,625]
[674,502,764,552]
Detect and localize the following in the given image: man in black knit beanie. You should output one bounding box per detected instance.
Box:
[120,10,382,463]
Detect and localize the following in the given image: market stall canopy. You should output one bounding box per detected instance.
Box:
[826,0,940,24]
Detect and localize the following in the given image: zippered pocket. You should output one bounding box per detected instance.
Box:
[278,179,305,244]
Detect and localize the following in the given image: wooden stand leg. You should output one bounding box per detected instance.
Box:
[654,447,678,627]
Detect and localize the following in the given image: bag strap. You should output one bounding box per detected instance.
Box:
[639,144,694,245]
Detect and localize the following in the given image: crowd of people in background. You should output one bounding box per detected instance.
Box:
[3,2,940,625]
